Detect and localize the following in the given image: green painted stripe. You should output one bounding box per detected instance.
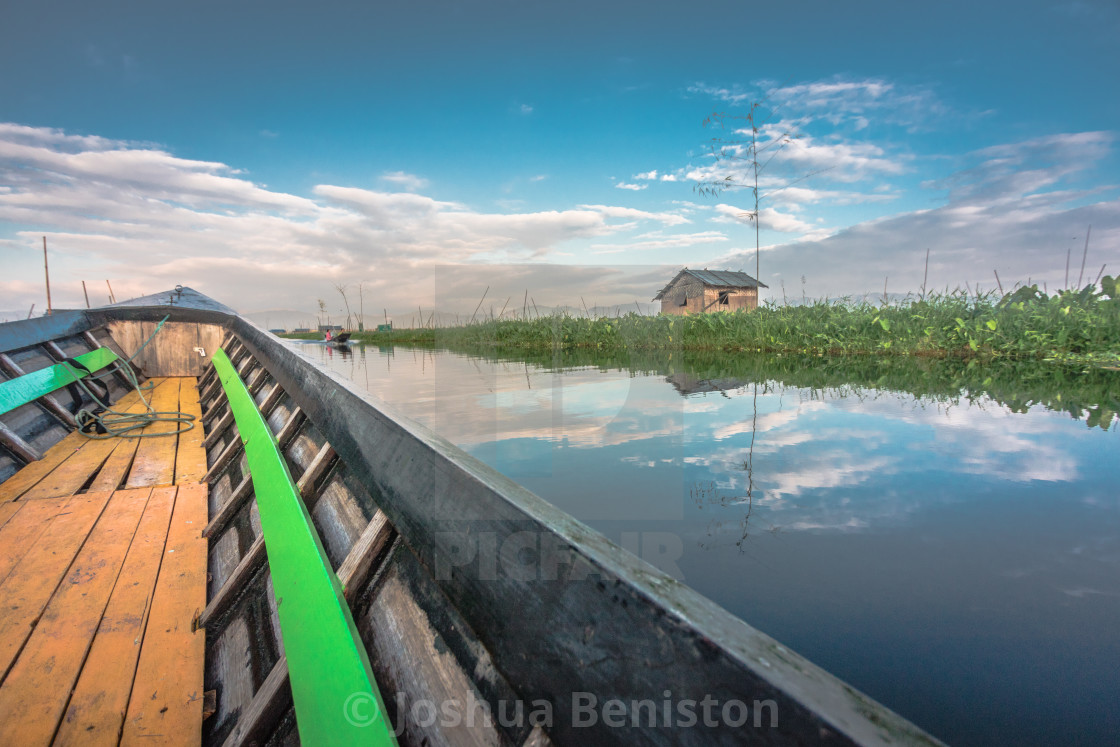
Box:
[0,347,120,416]
[211,348,397,746]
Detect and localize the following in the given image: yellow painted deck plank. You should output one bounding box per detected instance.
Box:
[0,502,21,529]
[122,482,207,744]
[17,439,118,502]
[0,382,155,503]
[0,498,71,587]
[18,382,168,501]
[175,377,207,484]
[0,488,151,745]
[0,432,86,503]
[125,378,183,489]
[54,487,176,747]
[0,492,112,679]
[90,380,174,494]
[88,439,140,494]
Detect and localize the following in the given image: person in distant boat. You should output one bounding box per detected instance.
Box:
[325,329,332,341]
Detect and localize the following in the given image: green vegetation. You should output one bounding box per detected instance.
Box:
[284,281,1120,366]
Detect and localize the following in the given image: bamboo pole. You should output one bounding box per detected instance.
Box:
[43,237,52,315]
[82,280,91,308]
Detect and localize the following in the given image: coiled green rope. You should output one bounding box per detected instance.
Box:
[65,315,197,439]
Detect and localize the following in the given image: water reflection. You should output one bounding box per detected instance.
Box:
[285,340,1120,747]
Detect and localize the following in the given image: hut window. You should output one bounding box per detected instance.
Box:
[718,291,730,305]
[679,294,688,307]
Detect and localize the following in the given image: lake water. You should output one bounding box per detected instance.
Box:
[288,340,1119,746]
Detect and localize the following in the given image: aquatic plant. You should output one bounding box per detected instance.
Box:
[283,281,1120,366]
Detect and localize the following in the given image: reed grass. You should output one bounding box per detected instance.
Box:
[284,279,1120,365]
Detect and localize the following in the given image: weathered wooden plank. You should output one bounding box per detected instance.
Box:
[0,497,70,585]
[207,615,257,744]
[54,487,176,747]
[220,656,292,747]
[0,492,112,679]
[360,548,505,747]
[105,321,223,378]
[0,420,43,468]
[176,376,208,483]
[203,409,235,449]
[87,438,139,493]
[0,502,20,530]
[17,438,116,500]
[257,380,284,417]
[0,427,74,501]
[201,379,225,417]
[200,535,266,629]
[275,406,304,448]
[203,474,253,539]
[125,377,183,489]
[338,510,394,603]
[122,482,208,743]
[296,443,335,500]
[204,437,243,484]
[246,366,268,396]
[0,488,150,745]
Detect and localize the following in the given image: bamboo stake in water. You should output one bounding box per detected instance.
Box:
[43,236,52,315]
[1077,225,1092,289]
[921,248,930,300]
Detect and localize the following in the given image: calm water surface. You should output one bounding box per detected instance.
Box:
[289,341,1119,747]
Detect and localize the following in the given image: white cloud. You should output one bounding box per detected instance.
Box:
[0,123,692,312]
[687,82,753,105]
[520,104,534,115]
[379,170,429,191]
[634,170,659,180]
[614,182,647,191]
[577,205,690,227]
[590,230,728,254]
[712,203,827,238]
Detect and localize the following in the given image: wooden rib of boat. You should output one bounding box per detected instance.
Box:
[0,288,944,746]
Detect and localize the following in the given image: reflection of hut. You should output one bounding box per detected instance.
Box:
[666,373,750,396]
[653,268,767,315]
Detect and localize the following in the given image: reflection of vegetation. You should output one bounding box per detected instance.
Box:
[690,480,754,553]
[288,284,1120,365]
[426,345,1120,430]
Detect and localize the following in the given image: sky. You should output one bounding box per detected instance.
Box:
[1,0,1118,322]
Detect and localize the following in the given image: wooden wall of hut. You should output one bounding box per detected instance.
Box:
[659,278,759,315]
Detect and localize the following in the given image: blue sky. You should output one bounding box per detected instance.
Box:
[1,0,1118,319]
